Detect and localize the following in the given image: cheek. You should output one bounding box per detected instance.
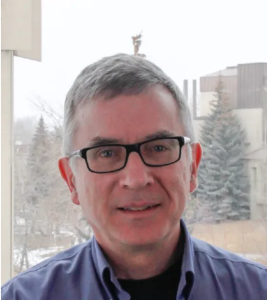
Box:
[182,169,191,189]
[75,172,94,209]
[163,165,190,203]
[77,173,112,214]
[169,164,189,187]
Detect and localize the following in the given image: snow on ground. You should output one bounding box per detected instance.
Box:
[15,217,26,226]
[14,246,66,269]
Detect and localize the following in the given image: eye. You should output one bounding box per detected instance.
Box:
[100,150,114,157]
[153,145,166,152]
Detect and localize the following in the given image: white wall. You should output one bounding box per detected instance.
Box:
[247,159,267,220]
[1,0,41,61]
[1,51,14,284]
[199,92,214,116]
[235,109,263,154]
[192,119,205,142]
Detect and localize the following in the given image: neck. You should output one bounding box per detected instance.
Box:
[97,227,182,280]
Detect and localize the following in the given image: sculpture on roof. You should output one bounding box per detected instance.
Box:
[132,33,146,58]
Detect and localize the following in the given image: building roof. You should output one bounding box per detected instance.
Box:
[202,62,267,78]
[202,66,238,78]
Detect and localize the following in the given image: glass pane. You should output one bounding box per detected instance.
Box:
[12,0,266,278]
[87,146,126,172]
[141,139,180,165]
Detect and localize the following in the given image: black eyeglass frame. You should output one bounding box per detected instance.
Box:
[69,136,191,174]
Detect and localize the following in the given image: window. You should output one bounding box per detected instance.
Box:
[1,0,266,281]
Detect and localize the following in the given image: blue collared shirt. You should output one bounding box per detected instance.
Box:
[2,220,267,300]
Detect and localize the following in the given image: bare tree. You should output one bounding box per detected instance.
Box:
[13,108,82,274]
[14,116,37,145]
[30,95,63,129]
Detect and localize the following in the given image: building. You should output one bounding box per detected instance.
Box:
[199,63,267,117]
[185,63,267,220]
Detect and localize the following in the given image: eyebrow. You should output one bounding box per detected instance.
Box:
[144,130,176,141]
[87,130,177,147]
[87,137,122,148]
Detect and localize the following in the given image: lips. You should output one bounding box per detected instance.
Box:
[118,203,161,211]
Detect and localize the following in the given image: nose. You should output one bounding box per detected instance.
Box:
[119,152,154,190]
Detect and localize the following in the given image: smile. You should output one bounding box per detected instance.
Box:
[118,204,160,212]
[123,204,159,211]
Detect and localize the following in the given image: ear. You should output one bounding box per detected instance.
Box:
[58,157,80,206]
[189,143,202,193]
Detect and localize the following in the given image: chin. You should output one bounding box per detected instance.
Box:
[121,239,161,249]
[118,229,168,248]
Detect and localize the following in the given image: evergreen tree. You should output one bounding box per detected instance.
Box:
[197,77,250,222]
[27,116,51,205]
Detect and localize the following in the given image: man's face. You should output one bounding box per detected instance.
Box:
[59,86,201,249]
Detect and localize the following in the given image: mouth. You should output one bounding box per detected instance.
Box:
[118,204,161,213]
[119,204,160,211]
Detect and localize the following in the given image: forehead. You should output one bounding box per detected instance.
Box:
[73,86,184,147]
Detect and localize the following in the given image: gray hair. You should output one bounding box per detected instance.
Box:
[63,53,195,156]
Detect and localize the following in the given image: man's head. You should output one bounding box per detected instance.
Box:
[59,53,202,250]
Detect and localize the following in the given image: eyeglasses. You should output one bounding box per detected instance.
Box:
[69,136,191,174]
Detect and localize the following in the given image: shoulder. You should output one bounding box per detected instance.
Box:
[188,237,267,299]
[191,237,267,294]
[1,240,93,300]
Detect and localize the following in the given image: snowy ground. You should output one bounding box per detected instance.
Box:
[13,246,267,274]
[13,246,66,269]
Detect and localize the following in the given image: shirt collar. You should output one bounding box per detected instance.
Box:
[177,219,195,298]
[91,236,123,292]
[91,219,195,297]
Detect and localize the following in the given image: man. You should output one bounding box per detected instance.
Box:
[2,54,267,300]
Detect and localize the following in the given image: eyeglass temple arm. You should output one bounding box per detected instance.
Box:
[69,150,82,158]
[183,137,191,145]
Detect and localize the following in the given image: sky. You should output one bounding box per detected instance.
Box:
[13,0,267,120]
